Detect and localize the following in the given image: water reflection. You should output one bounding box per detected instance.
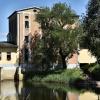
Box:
[21,83,67,100]
[0,81,22,100]
[0,81,100,100]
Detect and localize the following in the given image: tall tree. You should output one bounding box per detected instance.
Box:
[83,0,100,63]
[36,3,81,69]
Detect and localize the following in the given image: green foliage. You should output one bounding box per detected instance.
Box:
[31,69,84,83]
[83,0,100,63]
[91,64,100,80]
[36,3,81,69]
[81,63,100,80]
[32,38,44,64]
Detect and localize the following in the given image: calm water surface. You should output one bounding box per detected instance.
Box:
[0,81,100,100]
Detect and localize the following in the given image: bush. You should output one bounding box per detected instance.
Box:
[80,63,100,81]
[30,68,84,84]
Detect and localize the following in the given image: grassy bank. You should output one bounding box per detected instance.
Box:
[26,68,84,84]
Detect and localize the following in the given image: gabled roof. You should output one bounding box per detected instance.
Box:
[8,7,41,19]
[17,7,41,12]
[0,42,17,48]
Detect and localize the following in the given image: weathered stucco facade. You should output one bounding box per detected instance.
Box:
[0,42,23,80]
[7,7,42,65]
[8,7,41,48]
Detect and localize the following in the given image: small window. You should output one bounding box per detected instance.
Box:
[25,21,29,28]
[24,48,29,62]
[7,52,11,61]
[0,52,2,60]
[25,36,29,43]
[33,9,37,12]
[25,16,29,19]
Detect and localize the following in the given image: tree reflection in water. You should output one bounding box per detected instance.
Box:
[19,82,79,100]
[0,81,100,100]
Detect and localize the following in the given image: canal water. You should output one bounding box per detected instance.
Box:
[0,81,100,100]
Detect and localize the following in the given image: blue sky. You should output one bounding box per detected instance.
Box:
[0,0,89,41]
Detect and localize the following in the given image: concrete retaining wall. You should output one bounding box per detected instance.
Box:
[0,67,23,81]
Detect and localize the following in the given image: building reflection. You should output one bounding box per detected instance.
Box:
[0,81,23,100]
[66,92,79,100]
[20,83,79,100]
[0,81,100,100]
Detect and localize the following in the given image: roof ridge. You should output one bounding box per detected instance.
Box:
[8,6,41,18]
[17,6,41,12]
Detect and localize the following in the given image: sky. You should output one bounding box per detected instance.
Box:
[0,0,89,41]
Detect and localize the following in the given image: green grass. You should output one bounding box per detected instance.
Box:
[27,68,84,84]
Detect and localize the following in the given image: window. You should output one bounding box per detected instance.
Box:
[25,36,29,43]
[25,16,29,19]
[7,52,11,61]
[0,52,1,60]
[24,48,28,62]
[33,9,37,12]
[25,21,29,28]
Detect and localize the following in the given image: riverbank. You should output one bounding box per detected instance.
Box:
[26,68,84,84]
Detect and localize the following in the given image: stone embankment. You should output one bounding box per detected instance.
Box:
[0,67,23,81]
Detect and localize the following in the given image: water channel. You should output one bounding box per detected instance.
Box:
[0,81,100,100]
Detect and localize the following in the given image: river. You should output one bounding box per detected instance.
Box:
[0,81,100,100]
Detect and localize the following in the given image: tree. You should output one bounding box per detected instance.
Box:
[83,0,100,63]
[36,3,81,69]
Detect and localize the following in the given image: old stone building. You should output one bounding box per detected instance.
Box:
[0,7,42,80]
[0,42,23,80]
[7,7,42,66]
